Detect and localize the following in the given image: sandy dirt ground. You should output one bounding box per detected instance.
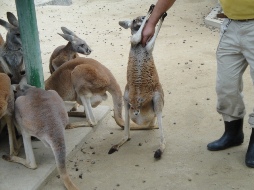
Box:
[1,0,254,189]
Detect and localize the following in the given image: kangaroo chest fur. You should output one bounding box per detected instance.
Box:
[127,45,160,103]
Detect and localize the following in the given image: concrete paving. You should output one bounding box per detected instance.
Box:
[0,105,110,190]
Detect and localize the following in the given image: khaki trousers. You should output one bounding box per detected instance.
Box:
[216,18,254,126]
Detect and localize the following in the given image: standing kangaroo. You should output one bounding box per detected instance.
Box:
[109,5,167,159]
[0,12,25,84]
[0,73,20,157]
[3,84,79,190]
[49,27,92,74]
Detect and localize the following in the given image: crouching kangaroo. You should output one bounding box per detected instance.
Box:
[109,5,167,159]
[45,57,127,129]
[0,73,20,156]
[0,12,25,84]
[3,84,79,190]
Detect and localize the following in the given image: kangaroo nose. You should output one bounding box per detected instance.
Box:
[87,48,92,54]
[20,70,26,75]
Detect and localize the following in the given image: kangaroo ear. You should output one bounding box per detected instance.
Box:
[58,33,74,42]
[7,12,19,27]
[0,19,11,30]
[61,27,77,37]
[119,20,132,29]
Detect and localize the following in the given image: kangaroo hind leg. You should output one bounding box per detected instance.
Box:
[152,91,165,159]
[108,95,131,154]
[3,129,37,169]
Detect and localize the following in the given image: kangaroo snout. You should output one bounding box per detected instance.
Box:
[133,110,140,116]
[8,70,26,84]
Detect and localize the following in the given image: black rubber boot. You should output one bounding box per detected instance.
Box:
[207,119,244,151]
[245,128,254,168]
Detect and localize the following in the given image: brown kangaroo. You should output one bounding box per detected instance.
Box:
[0,73,20,157]
[2,84,79,190]
[45,57,127,129]
[109,5,167,159]
[49,27,92,113]
[49,27,92,74]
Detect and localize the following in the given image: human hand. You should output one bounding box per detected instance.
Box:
[141,22,155,47]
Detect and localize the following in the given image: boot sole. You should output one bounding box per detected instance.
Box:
[207,141,243,151]
[245,161,254,168]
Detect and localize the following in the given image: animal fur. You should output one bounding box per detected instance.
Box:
[0,33,4,47]
[0,12,25,84]
[45,57,125,128]
[109,5,167,158]
[3,84,79,190]
[0,73,20,157]
[49,27,92,113]
[49,27,92,74]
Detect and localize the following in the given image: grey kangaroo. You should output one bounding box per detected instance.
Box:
[0,12,25,84]
[3,84,79,190]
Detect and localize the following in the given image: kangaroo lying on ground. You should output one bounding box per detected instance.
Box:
[0,12,25,84]
[45,57,127,129]
[0,73,20,157]
[3,84,79,190]
[49,27,92,74]
[109,5,167,159]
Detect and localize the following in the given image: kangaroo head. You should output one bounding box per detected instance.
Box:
[0,12,21,50]
[0,12,25,84]
[119,16,146,35]
[58,26,92,55]
[129,97,146,116]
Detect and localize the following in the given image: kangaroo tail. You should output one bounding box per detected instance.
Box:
[50,133,79,190]
[107,81,125,129]
[107,81,142,130]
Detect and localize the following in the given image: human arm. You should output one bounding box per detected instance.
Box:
[141,0,176,47]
